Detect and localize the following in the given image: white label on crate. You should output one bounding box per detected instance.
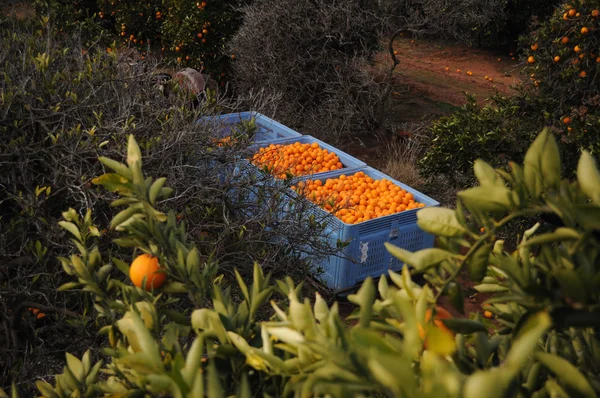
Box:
[389,227,398,239]
[359,242,369,263]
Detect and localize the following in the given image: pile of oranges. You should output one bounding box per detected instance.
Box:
[292,171,425,224]
[251,142,343,178]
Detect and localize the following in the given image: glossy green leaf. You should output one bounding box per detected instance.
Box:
[474,159,503,187]
[458,185,512,213]
[416,207,467,237]
[536,352,597,398]
[467,243,491,282]
[577,151,600,203]
[384,244,455,271]
[98,156,132,180]
[441,318,487,334]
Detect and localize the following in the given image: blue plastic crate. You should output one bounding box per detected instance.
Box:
[238,135,367,183]
[197,111,302,143]
[279,166,439,292]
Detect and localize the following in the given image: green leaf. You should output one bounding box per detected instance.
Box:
[474,159,502,187]
[161,281,187,293]
[464,368,512,398]
[416,207,467,237]
[110,206,141,229]
[112,258,130,277]
[57,282,83,291]
[149,177,167,205]
[573,205,600,230]
[554,269,587,303]
[474,284,508,293]
[347,277,376,328]
[577,151,600,203]
[65,352,84,380]
[58,221,82,242]
[448,282,464,314]
[536,352,597,398]
[521,227,580,247]
[98,157,132,180]
[467,243,491,282]
[504,311,551,374]
[91,173,133,195]
[441,318,487,334]
[35,381,59,398]
[524,128,560,197]
[458,185,512,213]
[384,244,455,271]
[126,134,142,167]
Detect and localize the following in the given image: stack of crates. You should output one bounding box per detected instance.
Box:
[199,112,439,293]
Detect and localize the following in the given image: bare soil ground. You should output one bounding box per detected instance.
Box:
[347,36,523,170]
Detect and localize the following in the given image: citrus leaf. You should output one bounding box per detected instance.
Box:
[536,352,597,398]
[441,318,487,334]
[467,243,491,282]
[577,151,600,203]
[416,207,466,237]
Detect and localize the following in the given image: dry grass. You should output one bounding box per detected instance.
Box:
[381,136,425,191]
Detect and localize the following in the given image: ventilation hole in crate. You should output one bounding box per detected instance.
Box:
[356,239,387,278]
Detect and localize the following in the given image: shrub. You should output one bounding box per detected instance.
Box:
[380,0,560,47]
[418,92,551,183]
[229,0,385,143]
[7,128,600,397]
[0,15,334,393]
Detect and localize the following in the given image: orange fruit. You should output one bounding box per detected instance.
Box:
[231,54,236,60]
[456,69,460,73]
[197,33,203,38]
[597,57,600,63]
[574,45,581,53]
[527,56,535,64]
[554,55,561,62]
[419,306,455,340]
[483,310,493,319]
[561,36,570,44]
[175,46,181,52]
[130,254,166,290]
[28,308,46,319]
[568,8,576,17]
[563,116,572,125]
[531,43,539,51]
[106,47,112,53]
[592,10,600,17]
[581,27,589,35]
[579,70,587,78]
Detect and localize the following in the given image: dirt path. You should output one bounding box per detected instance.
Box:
[347,37,524,170]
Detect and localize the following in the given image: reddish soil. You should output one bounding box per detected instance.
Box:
[345,37,524,169]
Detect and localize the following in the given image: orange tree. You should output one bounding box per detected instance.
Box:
[420,0,600,184]
[7,129,600,397]
[521,0,600,158]
[34,0,251,81]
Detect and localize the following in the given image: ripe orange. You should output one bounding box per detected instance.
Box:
[597,57,600,63]
[175,46,181,52]
[574,45,581,53]
[106,47,112,53]
[592,10,600,17]
[527,56,535,64]
[554,56,561,62]
[456,69,461,73]
[563,116,572,125]
[130,254,166,290]
[580,70,587,78]
[561,36,569,44]
[576,12,581,17]
[197,32,203,38]
[483,310,493,319]
[231,54,236,60]
[568,8,577,17]
[292,171,426,224]
[445,67,450,71]
[531,43,539,51]
[251,141,343,178]
[581,27,589,34]
[418,306,455,341]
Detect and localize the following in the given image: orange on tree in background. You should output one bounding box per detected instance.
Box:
[251,142,343,178]
[130,254,166,290]
[292,171,425,224]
